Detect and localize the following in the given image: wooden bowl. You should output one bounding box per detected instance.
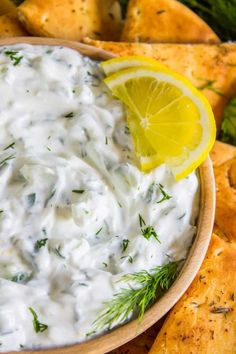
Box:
[1,37,216,354]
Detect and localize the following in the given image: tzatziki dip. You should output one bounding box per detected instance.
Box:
[0,44,199,351]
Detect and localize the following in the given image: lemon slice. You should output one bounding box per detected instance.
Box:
[104,65,216,180]
[100,55,169,76]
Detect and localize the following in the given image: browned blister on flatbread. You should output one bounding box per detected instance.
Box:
[84,39,236,131]
[0,12,28,37]
[121,0,219,44]
[148,234,236,354]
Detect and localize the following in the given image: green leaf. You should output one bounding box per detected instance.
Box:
[219,97,236,146]
[179,0,236,41]
[93,261,180,330]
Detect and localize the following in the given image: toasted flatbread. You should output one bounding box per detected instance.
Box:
[18,0,122,41]
[84,39,236,131]
[0,0,16,16]
[0,12,28,37]
[211,141,236,167]
[99,0,122,40]
[121,0,219,44]
[149,234,236,354]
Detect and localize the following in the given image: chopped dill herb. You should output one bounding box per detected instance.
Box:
[0,210,3,214]
[178,213,186,220]
[197,79,225,97]
[102,262,108,267]
[5,50,23,66]
[157,184,172,203]
[29,307,48,333]
[86,330,96,337]
[138,214,160,243]
[54,246,65,259]
[3,142,15,150]
[35,238,48,250]
[121,255,133,263]
[64,112,74,118]
[72,189,85,194]
[0,153,15,167]
[96,227,103,235]
[93,261,180,330]
[139,214,146,227]
[105,136,108,145]
[27,193,36,208]
[44,189,56,207]
[122,239,130,252]
[12,272,30,284]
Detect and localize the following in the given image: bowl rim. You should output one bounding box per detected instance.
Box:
[0,37,216,354]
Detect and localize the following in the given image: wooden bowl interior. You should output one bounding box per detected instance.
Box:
[0,37,215,354]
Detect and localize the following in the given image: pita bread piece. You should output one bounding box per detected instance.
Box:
[0,12,28,37]
[211,141,236,167]
[214,158,236,243]
[18,0,102,41]
[99,0,122,40]
[149,234,236,354]
[84,39,236,130]
[0,0,16,16]
[121,0,219,44]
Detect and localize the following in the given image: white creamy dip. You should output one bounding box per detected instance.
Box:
[0,44,199,351]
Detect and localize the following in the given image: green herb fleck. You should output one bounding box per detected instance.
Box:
[54,246,65,259]
[105,136,108,145]
[122,239,130,252]
[64,112,74,118]
[0,210,3,214]
[29,307,48,333]
[93,261,180,330]
[35,238,48,250]
[219,96,236,146]
[12,272,30,284]
[197,79,225,97]
[96,227,103,235]
[0,153,15,167]
[86,330,96,337]
[102,262,108,267]
[179,0,236,41]
[157,184,172,203]
[5,51,23,66]
[3,142,15,150]
[72,189,85,194]
[139,214,160,243]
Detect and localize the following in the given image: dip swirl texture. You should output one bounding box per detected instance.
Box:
[0,45,199,351]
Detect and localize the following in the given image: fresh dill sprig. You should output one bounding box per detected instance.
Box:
[29,307,48,333]
[156,184,172,204]
[0,153,15,167]
[4,51,23,66]
[138,214,160,243]
[179,0,236,41]
[93,261,180,330]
